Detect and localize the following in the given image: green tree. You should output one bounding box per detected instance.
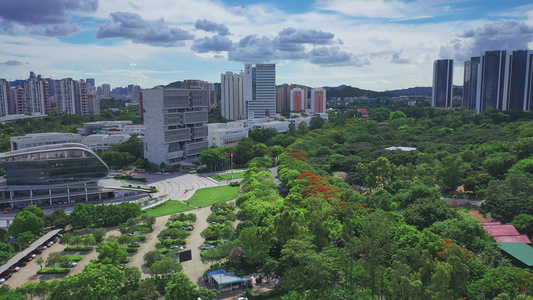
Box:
[150,256,178,276]
[297,121,309,135]
[16,231,36,248]
[97,241,128,265]
[482,152,516,179]
[164,272,198,300]
[93,228,107,243]
[50,263,126,300]
[68,203,97,228]
[309,116,326,130]
[483,173,533,223]
[9,210,45,237]
[436,155,471,191]
[358,157,395,188]
[45,209,68,229]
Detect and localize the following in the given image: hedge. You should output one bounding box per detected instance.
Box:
[37,268,71,274]
[64,246,93,251]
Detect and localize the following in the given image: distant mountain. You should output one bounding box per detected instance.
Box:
[382,86,432,96]
[164,81,182,89]
[323,85,348,91]
[326,85,389,99]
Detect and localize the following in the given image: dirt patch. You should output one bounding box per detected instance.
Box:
[468,209,487,222]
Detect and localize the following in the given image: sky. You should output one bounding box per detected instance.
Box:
[1,0,533,91]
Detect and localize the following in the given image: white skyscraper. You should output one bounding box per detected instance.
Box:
[244,64,276,118]
[221,71,245,121]
[102,83,111,98]
[55,78,89,116]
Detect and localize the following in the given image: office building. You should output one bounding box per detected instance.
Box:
[476,51,508,112]
[463,57,481,109]
[290,88,306,111]
[9,86,25,115]
[432,59,453,108]
[87,85,100,115]
[506,50,533,111]
[141,88,209,167]
[86,78,95,87]
[101,83,111,98]
[221,71,245,121]
[310,88,326,114]
[245,64,276,118]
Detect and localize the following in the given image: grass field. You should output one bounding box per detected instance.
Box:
[143,200,194,217]
[210,171,246,181]
[185,185,239,207]
[457,207,486,222]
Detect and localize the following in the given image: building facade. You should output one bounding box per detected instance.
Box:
[82,134,131,151]
[141,88,209,167]
[245,64,276,118]
[506,50,533,111]
[0,80,9,117]
[24,73,50,115]
[432,59,453,108]
[476,51,508,112]
[310,88,326,114]
[221,71,245,121]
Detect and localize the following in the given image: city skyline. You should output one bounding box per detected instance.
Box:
[1,0,533,91]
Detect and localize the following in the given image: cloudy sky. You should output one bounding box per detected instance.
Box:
[1,0,533,91]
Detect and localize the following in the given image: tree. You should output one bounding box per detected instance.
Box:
[50,263,126,300]
[16,231,36,248]
[309,116,326,130]
[297,121,309,135]
[0,229,8,243]
[143,250,165,268]
[482,152,515,179]
[9,210,45,237]
[483,173,533,223]
[123,267,142,292]
[150,257,178,276]
[21,206,45,220]
[45,209,68,229]
[436,155,471,191]
[97,241,128,265]
[513,214,533,237]
[288,122,296,136]
[358,157,395,188]
[93,228,107,243]
[68,203,97,228]
[35,256,44,269]
[403,198,459,230]
[164,272,198,300]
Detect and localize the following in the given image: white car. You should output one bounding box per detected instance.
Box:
[0,278,5,284]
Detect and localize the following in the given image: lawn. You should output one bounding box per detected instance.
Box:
[185,185,239,207]
[143,200,194,217]
[457,207,487,222]
[210,171,246,181]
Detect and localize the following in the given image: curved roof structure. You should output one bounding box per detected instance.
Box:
[0,143,109,185]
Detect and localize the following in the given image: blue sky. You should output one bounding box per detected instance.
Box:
[1,0,533,91]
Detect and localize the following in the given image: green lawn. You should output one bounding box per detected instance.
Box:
[210,171,246,181]
[185,185,239,207]
[143,200,194,217]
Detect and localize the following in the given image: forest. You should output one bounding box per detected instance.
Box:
[199,104,533,299]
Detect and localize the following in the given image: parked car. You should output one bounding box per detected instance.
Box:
[210,222,220,225]
[7,267,19,272]
[128,242,141,248]
[171,245,185,250]
[70,262,77,267]
[181,226,194,231]
[0,278,5,284]
[200,244,215,250]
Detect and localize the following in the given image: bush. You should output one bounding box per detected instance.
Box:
[229,181,240,187]
[64,246,93,251]
[156,239,187,248]
[158,228,190,240]
[66,256,83,262]
[126,248,138,253]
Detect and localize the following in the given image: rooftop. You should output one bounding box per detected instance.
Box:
[497,242,533,267]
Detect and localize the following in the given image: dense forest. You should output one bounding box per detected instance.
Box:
[199,104,533,299]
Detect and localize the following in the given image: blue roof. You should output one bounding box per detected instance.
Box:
[207,269,227,277]
[212,273,244,285]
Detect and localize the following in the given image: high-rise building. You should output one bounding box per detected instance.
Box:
[24,73,50,114]
[463,57,480,110]
[432,59,453,108]
[245,64,276,118]
[221,71,245,121]
[55,79,90,116]
[10,86,25,114]
[183,80,214,108]
[0,80,10,116]
[290,88,306,111]
[87,85,100,116]
[310,88,326,114]
[86,78,95,87]
[101,83,111,98]
[476,51,509,112]
[506,50,533,111]
[141,88,209,167]
[276,84,291,112]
